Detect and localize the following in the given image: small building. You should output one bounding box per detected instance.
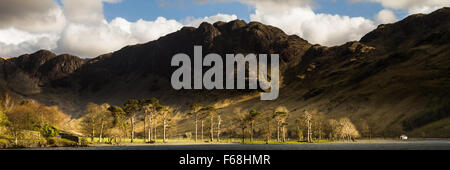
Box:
[400,135,408,140]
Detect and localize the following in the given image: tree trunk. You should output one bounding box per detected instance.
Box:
[131,115,135,143]
[250,121,254,142]
[242,125,245,144]
[148,115,152,142]
[154,119,157,142]
[195,115,198,142]
[319,127,322,140]
[201,120,204,142]
[14,135,18,146]
[307,120,311,143]
[306,121,309,142]
[143,114,147,142]
[163,118,167,143]
[217,116,221,142]
[210,115,214,142]
[267,119,271,143]
[309,121,312,142]
[99,120,104,143]
[91,126,95,142]
[277,122,280,142]
[320,125,323,140]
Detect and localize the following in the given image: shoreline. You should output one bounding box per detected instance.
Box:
[12,139,450,150]
[2,138,448,150]
[87,138,449,146]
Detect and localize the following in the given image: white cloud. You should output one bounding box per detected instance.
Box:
[0,0,66,33]
[56,21,134,57]
[56,0,187,57]
[0,28,58,45]
[58,13,238,57]
[247,1,376,46]
[102,0,123,3]
[61,0,105,25]
[352,0,450,14]
[0,28,58,57]
[129,17,185,42]
[0,0,241,58]
[195,0,312,7]
[375,9,398,24]
[191,0,377,46]
[195,0,449,45]
[56,17,184,57]
[182,13,238,27]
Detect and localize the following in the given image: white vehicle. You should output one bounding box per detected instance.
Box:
[400,135,408,140]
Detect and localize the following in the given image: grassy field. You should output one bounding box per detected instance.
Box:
[83,137,335,145]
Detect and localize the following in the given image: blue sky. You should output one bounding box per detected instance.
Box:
[313,0,409,19]
[104,0,252,21]
[102,0,408,22]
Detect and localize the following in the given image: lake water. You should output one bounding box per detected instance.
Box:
[24,140,450,150]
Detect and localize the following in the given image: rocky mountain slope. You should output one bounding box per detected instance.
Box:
[1,8,449,137]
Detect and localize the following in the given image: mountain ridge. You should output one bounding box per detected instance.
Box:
[1,8,449,137]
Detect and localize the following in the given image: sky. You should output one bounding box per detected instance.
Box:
[0,0,449,58]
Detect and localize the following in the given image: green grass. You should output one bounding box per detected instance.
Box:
[82,137,333,145]
[0,138,10,148]
[0,132,78,148]
[240,139,332,144]
[84,137,214,144]
[47,137,77,147]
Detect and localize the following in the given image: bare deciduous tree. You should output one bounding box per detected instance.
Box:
[313,112,325,141]
[123,100,140,143]
[188,103,203,142]
[4,108,32,145]
[263,110,274,144]
[326,119,339,141]
[81,103,112,143]
[338,118,360,141]
[295,118,304,142]
[233,108,248,143]
[141,98,160,142]
[108,105,128,142]
[303,109,317,143]
[247,109,262,142]
[156,105,172,143]
[360,119,373,140]
[98,103,111,143]
[217,114,222,142]
[273,107,289,142]
[199,106,218,142]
